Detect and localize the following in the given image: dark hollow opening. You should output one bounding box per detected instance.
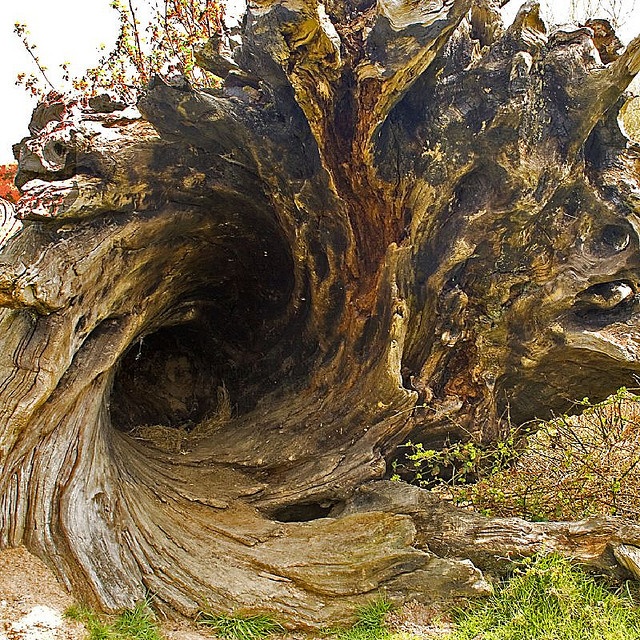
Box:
[269,501,343,522]
[110,320,228,429]
[573,280,637,327]
[109,206,297,433]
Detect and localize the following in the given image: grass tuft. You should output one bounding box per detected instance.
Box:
[325,596,394,640]
[448,553,640,639]
[112,601,164,640]
[64,600,163,640]
[353,597,394,632]
[197,612,283,640]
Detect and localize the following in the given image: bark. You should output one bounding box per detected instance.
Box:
[1,0,640,628]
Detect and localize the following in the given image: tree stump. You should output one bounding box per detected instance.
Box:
[2,0,640,627]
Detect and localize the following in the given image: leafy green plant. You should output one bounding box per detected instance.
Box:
[325,596,394,640]
[64,601,164,640]
[395,387,640,521]
[448,553,640,639]
[196,612,283,640]
[391,432,520,497]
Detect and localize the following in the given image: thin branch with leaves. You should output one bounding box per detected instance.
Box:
[14,0,225,103]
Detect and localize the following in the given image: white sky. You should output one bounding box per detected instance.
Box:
[0,0,120,163]
[0,0,637,164]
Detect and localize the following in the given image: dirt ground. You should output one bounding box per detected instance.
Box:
[0,546,451,639]
[0,546,214,640]
[0,546,85,640]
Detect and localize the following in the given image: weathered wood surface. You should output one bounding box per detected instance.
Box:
[1,0,640,627]
[0,198,20,250]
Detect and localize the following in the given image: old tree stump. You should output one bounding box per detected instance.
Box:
[3,0,640,627]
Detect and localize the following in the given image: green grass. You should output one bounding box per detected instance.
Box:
[447,553,640,639]
[64,601,164,640]
[196,612,284,640]
[62,561,640,640]
[325,596,394,640]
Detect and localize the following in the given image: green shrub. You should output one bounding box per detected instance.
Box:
[448,553,640,639]
[467,388,640,520]
[395,388,640,521]
[391,435,518,493]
